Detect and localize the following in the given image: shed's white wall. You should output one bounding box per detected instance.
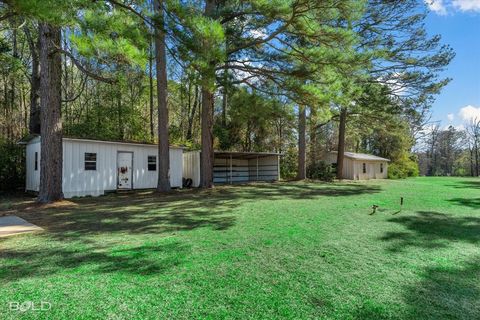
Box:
[323,152,388,180]
[346,158,356,180]
[183,151,201,187]
[169,148,184,187]
[377,162,388,179]
[353,160,388,180]
[25,138,41,191]
[324,152,355,179]
[26,138,183,198]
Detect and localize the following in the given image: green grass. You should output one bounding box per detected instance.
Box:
[0,177,479,319]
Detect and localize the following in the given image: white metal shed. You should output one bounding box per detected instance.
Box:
[183,151,281,187]
[323,151,390,180]
[24,136,183,198]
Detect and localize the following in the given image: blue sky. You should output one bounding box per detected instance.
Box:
[423,0,480,129]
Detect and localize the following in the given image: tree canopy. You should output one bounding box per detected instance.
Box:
[0,0,466,198]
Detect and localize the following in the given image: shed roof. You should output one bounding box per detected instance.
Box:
[329,151,390,162]
[19,135,183,149]
[214,151,281,160]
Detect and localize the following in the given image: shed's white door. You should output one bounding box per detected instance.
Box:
[117,152,133,189]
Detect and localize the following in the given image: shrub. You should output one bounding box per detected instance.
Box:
[0,141,25,191]
[454,167,468,176]
[307,161,335,182]
[280,146,297,180]
[388,155,419,179]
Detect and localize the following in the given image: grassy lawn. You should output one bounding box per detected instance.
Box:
[0,177,479,319]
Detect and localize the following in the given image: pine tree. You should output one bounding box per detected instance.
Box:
[38,22,63,202]
[334,0,454,179]
[153,0,171,192]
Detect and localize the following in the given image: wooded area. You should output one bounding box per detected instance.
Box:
[0,0,476,202]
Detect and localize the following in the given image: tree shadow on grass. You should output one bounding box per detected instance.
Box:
[230,182,381,200]
[0,182,381,280]
[402,256,480,319]
[380,211,480,252]
[11,192,238,242]
[445,179,480,189]
[9,182,381,241]
[448,197,480,209]
[380,211,480,319]
[0,240,189,282]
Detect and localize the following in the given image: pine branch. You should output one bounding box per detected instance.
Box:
[56,48,117,84]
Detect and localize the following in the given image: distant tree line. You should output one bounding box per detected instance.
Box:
[417,120,480,177]
[0,0,454,200]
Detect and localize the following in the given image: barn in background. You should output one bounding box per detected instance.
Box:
[323,151,389,180]
[183,151,281,187]
[22,136,183,198]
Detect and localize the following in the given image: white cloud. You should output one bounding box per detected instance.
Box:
[248,28,267,39]
[426,0,480,14]
[452,0,480,12]
[447,113,454,121]
[425,0,448,15]
[378,72,407,96]
[459,105,480,122]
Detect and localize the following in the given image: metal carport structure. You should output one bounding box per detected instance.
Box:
[183,151,281,187]
[213,151,281,184]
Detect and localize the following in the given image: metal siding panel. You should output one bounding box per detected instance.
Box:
[108,144,117,190]
[25,143,37,190]
[63,141,70,194]
[139,148,149,189]
[182,151,200,187]
[170,148,183,188]
[40,139,183,197]
[33,142,40,190]
[249,156,279,181]
[347,159,354,180]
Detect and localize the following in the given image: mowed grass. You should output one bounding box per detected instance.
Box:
[0,177,479,319]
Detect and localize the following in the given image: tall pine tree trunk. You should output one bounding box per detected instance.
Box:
[24,26,41,134]
[38,23,63,203]
[297,105,306,180]
[309,106,317,169]
[200,0,216,188]
[200,88,214,188]
[149,33,155,141]
[9,24,17,140]
[336,107,347,180]
[186,84,198,141]
[154,0,171,192]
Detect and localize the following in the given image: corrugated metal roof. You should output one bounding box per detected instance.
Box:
[329,151,390,162]
[19,135,184,149]
[185,150,281,159]
[62,137,184,149]
[214,151,281,159]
